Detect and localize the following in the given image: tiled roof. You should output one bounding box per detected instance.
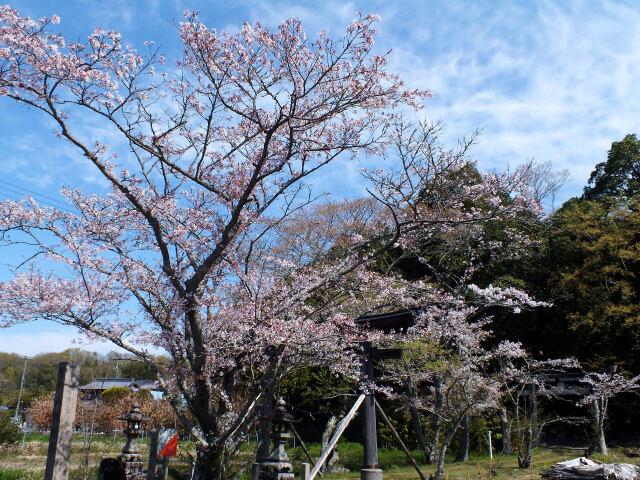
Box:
[79,378,159,391]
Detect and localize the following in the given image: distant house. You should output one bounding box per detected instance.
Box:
[79,378,162,400]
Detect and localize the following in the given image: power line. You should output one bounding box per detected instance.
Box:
[0,189,23,203]
[0,179,72,209]
[0,186,75,213]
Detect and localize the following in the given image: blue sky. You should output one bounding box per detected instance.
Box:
[1,0,639,355]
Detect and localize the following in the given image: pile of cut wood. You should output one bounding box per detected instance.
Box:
[542,457,640,480]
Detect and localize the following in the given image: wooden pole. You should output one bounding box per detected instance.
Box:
[290,422,321,476]
[44,362,79,480]
[361,342,378,471]
[308,394,365,480]
[159,456,169,480]
[374,400,427,480]
[147,431,159,480]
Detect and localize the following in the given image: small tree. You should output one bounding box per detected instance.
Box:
[579,371,640,455]
[494,347,581,467]
[0,412,20,445]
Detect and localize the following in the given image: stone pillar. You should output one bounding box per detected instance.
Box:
[301,463,311,480]
[44,362,79,480]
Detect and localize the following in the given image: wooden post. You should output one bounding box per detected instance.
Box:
[361,342,382,480]
[44,362,79,480]
[157,456,169,480]
[147,430,159,480]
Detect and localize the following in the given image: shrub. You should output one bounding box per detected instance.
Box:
[101,387,130,404]
[0,413,20,445]
[134,389,153,401]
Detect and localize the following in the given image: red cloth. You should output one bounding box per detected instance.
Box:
[158,432,178,457]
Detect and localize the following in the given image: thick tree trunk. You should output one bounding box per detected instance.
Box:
[256,393,274,460]
[456,413,470,462]
[428,374,444,465]
[499,407,513,455]
[193,444,226,480]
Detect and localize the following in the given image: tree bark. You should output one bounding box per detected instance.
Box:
[406,375,430,462]
[530,385,540,448]
[499,407,513,456]
[436,415,464,479]
[193,444,225,480]
[456,413,469,462]
[320,414,340,473]
[427,374,444,465]
[518,425,532,469]
[589,399,607,456]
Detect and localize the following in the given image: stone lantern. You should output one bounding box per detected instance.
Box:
[117,402,147,479]
[256,398,299,480]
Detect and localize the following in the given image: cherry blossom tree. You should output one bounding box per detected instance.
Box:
[0,6,542,478]
[381,288,546,478]
[494,346,581,466]
[579,371,640,456]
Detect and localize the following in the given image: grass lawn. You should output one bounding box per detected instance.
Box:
[1,435,639,480]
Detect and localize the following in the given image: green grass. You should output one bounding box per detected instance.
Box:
[2,433,640,480]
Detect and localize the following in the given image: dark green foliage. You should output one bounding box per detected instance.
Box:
[583,134,640,200]
[0,413,20,445]
[450,416,493,456]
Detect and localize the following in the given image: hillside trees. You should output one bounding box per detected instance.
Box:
[0,7,542,478]
[537,134,640,373]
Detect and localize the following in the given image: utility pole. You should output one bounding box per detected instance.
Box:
[13,356,27,423]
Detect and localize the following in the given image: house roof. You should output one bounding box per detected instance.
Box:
[79,378,160,391]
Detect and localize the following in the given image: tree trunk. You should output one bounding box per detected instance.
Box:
[499,407,513,456]
[320,414,340,473]
[456,413,469,462]
[436,415,464,479]
[428,374,444,465]
[589,399,607,456]
[518,425,532,469]
[406,375,430,462]
[256,389,275,460]
[193,444,225,480]
[530,385,540,448]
